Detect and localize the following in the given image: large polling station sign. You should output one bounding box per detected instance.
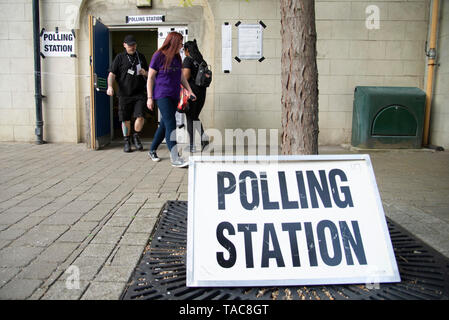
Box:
[186,155,400,287]
[41,31,75,57]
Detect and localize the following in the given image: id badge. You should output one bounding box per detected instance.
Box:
[127,69,135,75]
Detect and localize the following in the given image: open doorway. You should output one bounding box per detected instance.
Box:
[110,30,159,141]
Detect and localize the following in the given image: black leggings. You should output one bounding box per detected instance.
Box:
[186,90,206,146]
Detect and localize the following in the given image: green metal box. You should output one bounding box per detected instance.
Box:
[351,86,426,149]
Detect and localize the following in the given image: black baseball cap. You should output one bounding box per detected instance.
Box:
[124,35,137,45]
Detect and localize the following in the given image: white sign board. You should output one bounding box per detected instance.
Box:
[126,15,165,24]
[238,24,263,60]
[41,31,75,57]
[187,155,400,287]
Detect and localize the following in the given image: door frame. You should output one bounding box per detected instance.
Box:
[89,23,188,148]
[88,16,95,149]
[89,15,112,150]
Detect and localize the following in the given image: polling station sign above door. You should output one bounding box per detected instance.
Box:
[186,155,400,287]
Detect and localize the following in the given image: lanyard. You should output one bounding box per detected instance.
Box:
[126,51,141,68]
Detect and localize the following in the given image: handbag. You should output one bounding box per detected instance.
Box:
[177,84,190,113]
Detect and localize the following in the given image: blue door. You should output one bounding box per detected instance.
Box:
[89,16,110,149]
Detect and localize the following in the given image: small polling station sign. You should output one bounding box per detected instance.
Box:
[41,31,75,57]
[186,155,400,287]
[126,15,165,24]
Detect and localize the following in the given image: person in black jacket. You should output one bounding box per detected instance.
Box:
[107,35,148,152]
[182,40,209,153]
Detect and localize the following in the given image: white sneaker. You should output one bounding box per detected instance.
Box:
[171,157,189,168]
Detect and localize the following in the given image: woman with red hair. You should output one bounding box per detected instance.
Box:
[147,32,196,168]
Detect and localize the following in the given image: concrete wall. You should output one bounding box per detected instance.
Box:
[0,0,82,143]
[316,0,429,145]
[0,0,434,147]
[211,0,430,145]
[0,0,35,141]
[209,0,282,135]
[431,0,449,149]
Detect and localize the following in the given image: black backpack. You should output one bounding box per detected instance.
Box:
[193,60,212,88]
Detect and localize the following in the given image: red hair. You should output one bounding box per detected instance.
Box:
[156,32,183,71]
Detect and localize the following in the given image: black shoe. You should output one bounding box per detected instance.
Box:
[148,150,160,162]
[133,133,143,151]
[124,137,132,153]
[201,139,210,152]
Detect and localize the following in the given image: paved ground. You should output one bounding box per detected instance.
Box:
[0,141,447,300]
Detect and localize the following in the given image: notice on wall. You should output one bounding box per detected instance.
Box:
[157,26,188,61]
[237,24,263,60]
[41,31,75,57]
[222,23,232,72]
[186,155,400,287]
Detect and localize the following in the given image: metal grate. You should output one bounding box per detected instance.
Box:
[121,201,449,300]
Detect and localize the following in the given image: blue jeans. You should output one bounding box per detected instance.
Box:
[150,97,178,155]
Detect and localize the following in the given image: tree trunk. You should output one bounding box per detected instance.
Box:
[280,0,319,155]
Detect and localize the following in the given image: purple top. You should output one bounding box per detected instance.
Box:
[149,51,182,102]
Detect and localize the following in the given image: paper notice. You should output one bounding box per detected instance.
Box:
[238,24,263,60]
[222,24,232,72]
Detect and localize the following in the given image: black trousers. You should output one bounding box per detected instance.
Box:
[186,88,206,146]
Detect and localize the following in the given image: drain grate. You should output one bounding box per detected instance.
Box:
[121,201,449,300]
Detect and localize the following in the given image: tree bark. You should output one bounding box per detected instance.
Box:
[280,0,319,155]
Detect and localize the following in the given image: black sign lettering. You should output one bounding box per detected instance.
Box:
[281,222,302,267]
[329,169,354,208]
[261,223,285,268]
[296,171,309,209]
[215,220,367,269]
[260,171,279,210]
[339,221,367,265]
[304,222,318,266]
[217,171,236,210]
[278,171,299,209]
[307,170,332,208]
[239,170,259,210]
[216,169,354,211]
[317,220,342,266]
[44,44,73,53]
[43,33,73,42]
[216,222,237,268]
[237,224,257,268]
